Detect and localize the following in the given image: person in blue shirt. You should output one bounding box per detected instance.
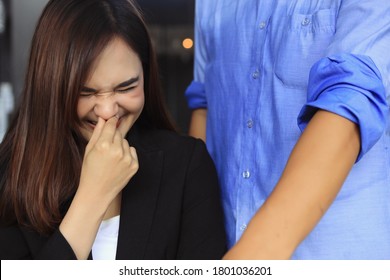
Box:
[185,0,390,259]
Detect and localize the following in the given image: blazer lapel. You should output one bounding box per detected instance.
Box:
[115,144,163,260]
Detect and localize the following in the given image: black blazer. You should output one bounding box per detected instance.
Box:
[0,128,227,259]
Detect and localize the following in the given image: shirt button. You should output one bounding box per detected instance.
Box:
[259,21,266,29]
[301,18,310,26]
[242,170,250,179]
[240,224,247,231]
[252,70,260,79]
[247,119,253,128]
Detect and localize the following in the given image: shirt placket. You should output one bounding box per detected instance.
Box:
[235,10,269,242]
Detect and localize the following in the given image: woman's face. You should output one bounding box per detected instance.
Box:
[77,37,145,141]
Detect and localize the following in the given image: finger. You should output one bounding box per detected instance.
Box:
[122,138,130,154]
[113,130,124,151]
[99,116,119,143]
[87,117,105,149]
[129,146,139,173]
[129,146,138,161]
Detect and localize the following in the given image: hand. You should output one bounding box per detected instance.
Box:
[78,117,139,203]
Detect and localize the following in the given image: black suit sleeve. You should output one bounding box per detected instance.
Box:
[0,225,77,260]
[176,139,227,259]
[33,229,78,260]
[0,225,31,259]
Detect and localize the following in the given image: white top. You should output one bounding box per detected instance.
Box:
[92,215,120,260]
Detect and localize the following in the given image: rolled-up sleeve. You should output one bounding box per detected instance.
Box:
[185,0,208,110]
[185,81,207,110]
[298,53,388,162]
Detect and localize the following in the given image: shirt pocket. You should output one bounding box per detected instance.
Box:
[274,9,336,89]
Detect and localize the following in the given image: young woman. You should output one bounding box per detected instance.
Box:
[0,0,226,260]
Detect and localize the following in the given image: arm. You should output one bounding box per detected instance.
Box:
[224,55,388,259]
[0,225,78,259]
[188,108,207,141]
[225,55,388,259]
[60,117,138,259]
[224,110,359,259]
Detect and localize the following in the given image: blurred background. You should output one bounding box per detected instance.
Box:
[0,0,195,141]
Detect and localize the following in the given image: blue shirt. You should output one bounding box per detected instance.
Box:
[185,0,390,259]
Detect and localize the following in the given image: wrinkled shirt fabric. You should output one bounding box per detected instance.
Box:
[185,0,390,259]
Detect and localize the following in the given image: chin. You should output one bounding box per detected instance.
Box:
[79,128,93,142]
[118,116,136,138]
[118,124,132,138]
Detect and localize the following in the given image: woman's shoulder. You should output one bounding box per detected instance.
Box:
[132,128,206,152]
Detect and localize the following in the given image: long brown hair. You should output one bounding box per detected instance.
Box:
[0,0,176,235]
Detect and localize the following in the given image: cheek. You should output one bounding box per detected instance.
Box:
[76,99,92,118]
[121,90,145,113]
[134,94,145,112]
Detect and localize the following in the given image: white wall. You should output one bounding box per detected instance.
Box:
[11,0,48,100]
[0,82,13,142]
[0,0,47,142]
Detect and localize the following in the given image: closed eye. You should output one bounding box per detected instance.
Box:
[80,76,139,96]
[115,86,136,93]
[80,87,96,97]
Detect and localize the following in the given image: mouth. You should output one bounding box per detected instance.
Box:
[85,120,97,130]
[85,117,122,129]
[87,120,97,127]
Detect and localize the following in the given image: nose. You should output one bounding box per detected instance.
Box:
[93,94,119,120]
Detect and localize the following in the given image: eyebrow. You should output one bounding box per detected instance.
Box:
[81,76,140,92]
